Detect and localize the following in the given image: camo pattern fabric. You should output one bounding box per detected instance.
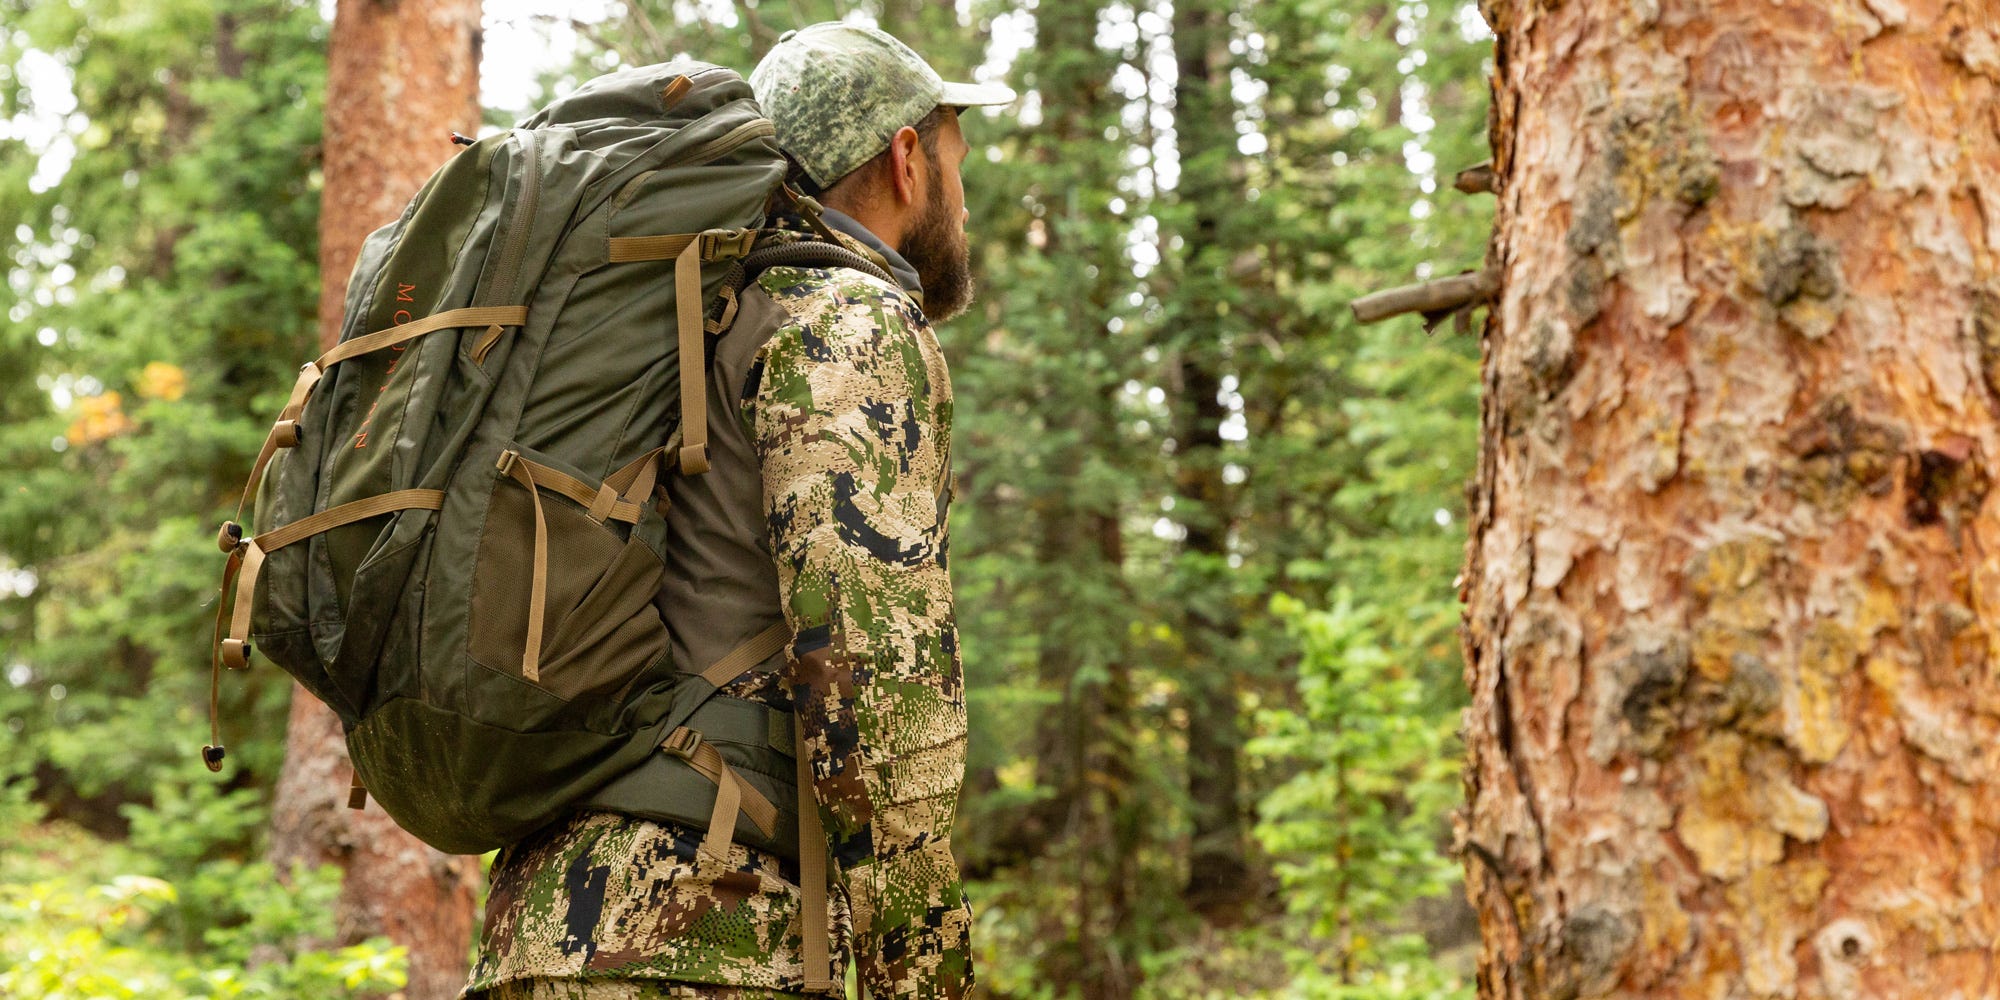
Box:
[463,262,970,1000]
[751,262,973,998]
[486,976,808,999]
[463,811,849,995]
[748,23,942,188]
[748,24,1013,189]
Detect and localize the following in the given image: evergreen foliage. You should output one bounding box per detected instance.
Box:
[0,0,401,991]
[0,0,1493,995]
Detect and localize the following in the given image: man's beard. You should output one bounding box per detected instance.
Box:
[900,167,974,323]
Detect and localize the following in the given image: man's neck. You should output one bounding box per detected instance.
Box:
[821,194,906,251]
[817,205,924,299]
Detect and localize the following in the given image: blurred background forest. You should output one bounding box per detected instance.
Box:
[0,0,1493,996]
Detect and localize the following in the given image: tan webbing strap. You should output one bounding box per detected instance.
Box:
[705,284,740,336]
[605,232,718,475]
[317,305,528,370]
[604,446,669,505]
[228,307,526,520]
[497,455,551,683]
[236,362,324,520]
[221,539,269,670]
[699,621,791,688]
[499,452,644,525]
[701,749,744,862]
[585,484,622,523]
[586,448,666,521]
[660,727,781,860]
[675,236,710,475]
[237,437,285,523]
[257,488,448,552]
[471,324,508,366]
[217,489,446,670]
[211,542,242,671]
[608,231,757,265]
[608,233,698,263]
[274,362,323,426]
[203,543,245,771]
[797,724,837,992]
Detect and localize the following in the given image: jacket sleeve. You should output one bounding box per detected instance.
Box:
[744,275,973,998]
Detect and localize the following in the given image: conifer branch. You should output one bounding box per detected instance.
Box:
[1350,267,1499,326]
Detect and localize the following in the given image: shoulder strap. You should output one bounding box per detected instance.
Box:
[738,237,896,288]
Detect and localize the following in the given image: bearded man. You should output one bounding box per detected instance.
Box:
[462,22,1010,1000]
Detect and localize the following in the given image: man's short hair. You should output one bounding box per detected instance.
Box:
[787,105,951,200]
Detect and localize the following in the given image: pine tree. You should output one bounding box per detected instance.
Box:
[945,1,1159,991]
[0,0,323,860]
[1463,0,2000,996]
[1,0,405,992]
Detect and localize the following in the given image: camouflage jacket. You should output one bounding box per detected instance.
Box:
[465,221,972,999]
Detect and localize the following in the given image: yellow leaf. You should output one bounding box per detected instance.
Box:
[134,361,187,401]
[65,392,135,445]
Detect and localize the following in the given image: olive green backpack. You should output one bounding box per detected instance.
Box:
[204,63,883,985]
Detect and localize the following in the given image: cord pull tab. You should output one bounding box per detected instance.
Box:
[450,131,476,147]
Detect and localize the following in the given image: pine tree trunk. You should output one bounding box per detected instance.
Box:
[1171,0,1251,917]
[269,2,484,997]
[1461,0,2000,996]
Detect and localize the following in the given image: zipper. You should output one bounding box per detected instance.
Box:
[680,118,776,169]
[474,129,541,365]
[495,128,542,304]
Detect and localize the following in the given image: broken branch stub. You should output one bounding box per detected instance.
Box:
[1456,161,1498,194]
[1350,267,1499,325]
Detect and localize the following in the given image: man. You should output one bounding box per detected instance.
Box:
[462,23,1012,1000]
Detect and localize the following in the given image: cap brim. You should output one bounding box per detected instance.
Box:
[939,80,1017,107]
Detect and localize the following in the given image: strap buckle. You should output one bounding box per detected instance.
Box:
[699,228,757,261]
[660,727,703,761]
[219,637,252,670]
[494,449,521,475]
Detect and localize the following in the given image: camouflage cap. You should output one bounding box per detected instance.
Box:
[750,22,1016,189]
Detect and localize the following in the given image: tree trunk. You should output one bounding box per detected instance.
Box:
[1171,0,1251,918]
[269,2,484,998]
[1461,0,2000,997]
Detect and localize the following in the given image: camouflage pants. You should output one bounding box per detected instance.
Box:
[472,979,810,1000]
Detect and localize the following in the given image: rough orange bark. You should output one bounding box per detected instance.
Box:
[1461,0,2000,997]
[269,1,484,997]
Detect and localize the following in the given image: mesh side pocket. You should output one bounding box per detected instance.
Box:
[467,471,668,702]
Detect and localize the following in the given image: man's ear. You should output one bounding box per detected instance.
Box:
[885,124,924,208]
